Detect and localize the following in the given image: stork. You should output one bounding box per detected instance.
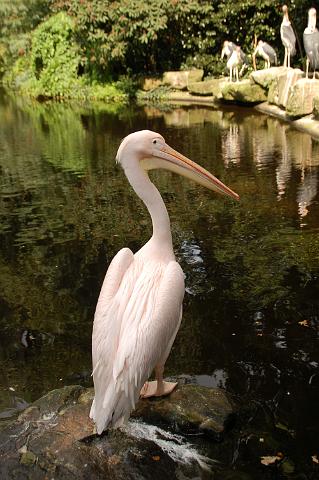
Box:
[303,7,319,79]
[252,40,278,70]
[227,46,242,82]
[280,4,296,68]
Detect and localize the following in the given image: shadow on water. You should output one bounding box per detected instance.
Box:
[0,90,318,477]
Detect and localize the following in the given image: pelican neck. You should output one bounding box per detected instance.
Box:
[124,164,173,247]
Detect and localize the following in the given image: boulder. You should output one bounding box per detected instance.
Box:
[0,384,235,480]
[286,78,319,118]
[133,383,234,440]
[267,68,303,108]
[187,78,225,97]
[163,70,204,90]
[220,79,267,104]
[250,66,287,91]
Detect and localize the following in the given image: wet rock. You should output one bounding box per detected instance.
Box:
[163,70,204,90]
[267,68,303,108]
[0,384,235,479]
[221,79,267,104]
[133,384,234,440]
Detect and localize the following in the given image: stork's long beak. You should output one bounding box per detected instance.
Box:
[147,143,239,201]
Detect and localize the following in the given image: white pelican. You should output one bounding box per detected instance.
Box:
[280,4,296,68]
[303,8,319,79]
[90,130,239,433]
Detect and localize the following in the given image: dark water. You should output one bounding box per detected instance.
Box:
[0,91,318,476]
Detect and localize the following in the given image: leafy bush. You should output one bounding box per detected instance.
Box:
[29,12,81,97]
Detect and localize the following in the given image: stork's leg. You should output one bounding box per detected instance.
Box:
[230,68,232,82]
[284,49,287,68]
[313,68,316,80]
[306,59,309,79]
[236,67,239,82]
[287,51,290,68]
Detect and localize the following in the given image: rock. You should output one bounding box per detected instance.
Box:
[267,68,303,108]
[313,96,319,118]
[286,78,319,118]
[250,66,287,90]
[188,78,225,97]
[221,79,267,104]
[163,70,204,90]
[133,384,234,440]
[0,384,235,479]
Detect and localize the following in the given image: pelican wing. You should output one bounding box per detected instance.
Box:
[90,254,184,433]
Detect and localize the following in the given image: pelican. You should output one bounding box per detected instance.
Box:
[303,8,319,79]
[90,130,239,433]
[252,40,277,70]
[280,4,296,68]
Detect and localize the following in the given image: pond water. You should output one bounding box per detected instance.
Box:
[0,91,318,476]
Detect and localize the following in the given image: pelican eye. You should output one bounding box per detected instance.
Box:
[152,139,157,144]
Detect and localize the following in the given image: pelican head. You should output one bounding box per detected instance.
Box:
[282,5,288,14]
[117,130,239,201]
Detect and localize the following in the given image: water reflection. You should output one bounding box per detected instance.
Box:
[0,92,318,472]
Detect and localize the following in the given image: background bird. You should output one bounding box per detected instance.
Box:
[227,46,242,82]
[252,40,277,69]
[90,130,239,433]
[280,4,296,68]
[221,40,237,60]
[303,7,319,79]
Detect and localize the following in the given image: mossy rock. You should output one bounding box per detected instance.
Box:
[163,70,204,90]
[251,66,287,91]
[221,79,267,104]
[188,78,225,97]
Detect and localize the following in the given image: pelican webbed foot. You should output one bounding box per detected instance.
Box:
[140,380,177,398]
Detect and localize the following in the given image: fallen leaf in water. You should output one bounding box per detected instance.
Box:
[260,455,281,465]
[152,455,160,461]
[312,455,319,464]
[298,320,309,327]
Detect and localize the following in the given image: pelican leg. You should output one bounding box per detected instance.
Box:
[287,51,290,68]
[284,49,287,67]
[140,365,177,398]
[306,59,309,79]
[140,310,182,399]
[236,67,239,82]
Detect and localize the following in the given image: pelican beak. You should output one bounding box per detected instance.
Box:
[151,143,239,201]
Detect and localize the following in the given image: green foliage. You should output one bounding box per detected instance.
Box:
[29,12,81,97]
[0,0,49,76]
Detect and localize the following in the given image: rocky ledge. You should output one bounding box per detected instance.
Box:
[139,68,319,139]
[0,382,300,479]
[0,384,235,480]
